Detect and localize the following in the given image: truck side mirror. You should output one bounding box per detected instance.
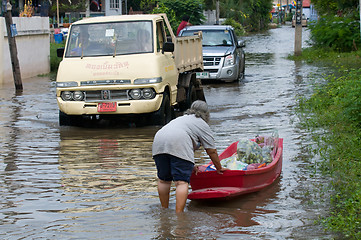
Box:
[57,48,65,58]
[237,40,245,48]
[162,42,174,54]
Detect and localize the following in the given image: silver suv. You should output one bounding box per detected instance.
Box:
[179,25,245,82]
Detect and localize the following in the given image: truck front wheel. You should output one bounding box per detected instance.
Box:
[59,111,82,126]
[151,93,172,126]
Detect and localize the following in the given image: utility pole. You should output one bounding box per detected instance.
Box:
[294,0,303,56]
[56,0,59,27]
[4,1,22,91]
[216,0,219,25]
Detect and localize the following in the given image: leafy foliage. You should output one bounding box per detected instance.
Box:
[151,0,205,33]
[159,0,205,26]
[239,0,273,32]
[151,2,177,34]
[140,0,157,13]
[222,18,246,36]
[218,0,272,32]
[308,14,361,52]
[49,0,87,16]
[311,0,358,15]
[50,42,65,72]
[137,0,272,32]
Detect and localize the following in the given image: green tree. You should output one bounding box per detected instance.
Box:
[128,0,143,12]
[219,0,242,20]
[160,0,205,26]
[139,0,157,13]
[49,0,86,17]
[240,0,273,32]
[151,0,204,33]
[311,0,358,15]
[151,2,177,33]
[308,0,360,51]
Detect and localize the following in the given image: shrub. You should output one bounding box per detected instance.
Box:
[223,18,246,36]
[309,15,361,51]
[50,42,65,72]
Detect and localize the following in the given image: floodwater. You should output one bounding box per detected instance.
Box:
[0,24,336,239]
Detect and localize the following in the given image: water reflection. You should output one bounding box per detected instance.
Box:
[3,92,23,172]
[151,178,282,239]
[0,25,337,239]
[58,127,159,215]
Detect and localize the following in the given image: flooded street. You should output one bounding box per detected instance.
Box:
[0,24,335,239]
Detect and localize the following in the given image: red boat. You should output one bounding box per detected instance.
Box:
[188,138,283,200]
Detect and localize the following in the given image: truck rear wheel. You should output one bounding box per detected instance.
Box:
[151,93,172,126]
[186,81,197,109]
[178,80,198,111]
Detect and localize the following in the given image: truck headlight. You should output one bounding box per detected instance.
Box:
[61,91,73,101]
[143,88,155,99]
[224,54,235,66]
[128,88,156,100]
[73,91,85,101]
[129,89,142,100]
[56,81,78,88]
[134,77,162,84]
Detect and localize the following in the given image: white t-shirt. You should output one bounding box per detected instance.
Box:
[152,114,216,163]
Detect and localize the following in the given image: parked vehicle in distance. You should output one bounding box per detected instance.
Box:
[179,25,246,82]
[292,14,307,27]
[55,14,205,126]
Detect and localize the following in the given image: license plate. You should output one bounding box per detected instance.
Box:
[196,72,209,79]
[97,102,117,112]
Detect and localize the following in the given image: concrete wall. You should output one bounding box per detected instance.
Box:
[203,10,226,25]
[0,17,50,85]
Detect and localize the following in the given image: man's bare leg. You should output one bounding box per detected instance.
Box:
[158,179,171,208]
[175,181,189,213]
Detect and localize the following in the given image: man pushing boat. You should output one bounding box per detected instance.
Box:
[152,100,227,213]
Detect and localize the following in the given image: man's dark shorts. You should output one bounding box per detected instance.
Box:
[153,154,194,183]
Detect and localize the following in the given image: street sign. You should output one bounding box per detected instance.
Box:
[1,0,6,15]
[10,24,17,37]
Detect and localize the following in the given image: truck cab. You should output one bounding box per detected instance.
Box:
[56,14,204,126]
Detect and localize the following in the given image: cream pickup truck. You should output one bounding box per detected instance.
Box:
[56,14,205,126]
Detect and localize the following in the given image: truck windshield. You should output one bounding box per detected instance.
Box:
[65,21,153,57]
[181,29,233,47]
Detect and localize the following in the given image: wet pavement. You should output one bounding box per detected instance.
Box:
[0,24,336,239]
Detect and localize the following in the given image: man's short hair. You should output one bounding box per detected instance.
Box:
[182,15,190,21]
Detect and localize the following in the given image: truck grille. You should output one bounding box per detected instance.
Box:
[85,90,128,102]
[203,57,221,66]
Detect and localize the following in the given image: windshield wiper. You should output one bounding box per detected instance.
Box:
[214,44,232,46]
